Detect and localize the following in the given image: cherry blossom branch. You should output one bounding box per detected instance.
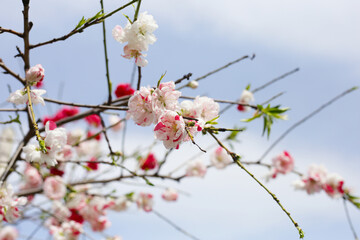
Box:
[22,0,30,71]
[99,114,114,155]
[0,60,26,84]
[100,0,112,104]
[256,86,359,163]
[180,95,257,110]
[252,68,299,93]
[43,97,128,111]
[133,0,142,22]
[208,131,304,238]
[174,73,192,85]
[177,54,255,90]
[0,108,26,112]
[136,67,142,90]
[343,198,359,240]
[0,27,23,38]
[25,85,47,152]
[29,0,139,49]
[152,209,201,240]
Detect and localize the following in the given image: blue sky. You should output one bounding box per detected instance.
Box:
[1,0,360,239]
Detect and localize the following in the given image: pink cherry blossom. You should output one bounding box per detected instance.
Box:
[152,81,181,119]
[23,164,43,188]
[193,96,219,123]
[127,86,155,126]
[154,111,186,149]
[26,64,45,84]
[136,192,153,212]
[0,183,27,223]
[0,226,18,240]
[43,176,66,200]
[186,159,207,178]
[110,196,132,212]
[139,153,158,170]
[237,89,254,112]
[293,164,328,194]
[211,147,232,169]
[271,151,294,177]
[109,115,123,131]
[162,188,178,201]
[122,45,148,67]
[323,173,345,199]
[7,89,46,106]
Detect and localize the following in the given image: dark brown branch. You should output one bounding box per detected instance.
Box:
[174,73,192,85]
[0,60,26,84]
[43,97,128,111]
[0,108,26,112]
[29,0,138,49]
[136,66,142,90]
[0,27,23,38]
[99,114,114,154]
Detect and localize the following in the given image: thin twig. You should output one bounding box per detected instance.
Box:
[174,73,192,85]
[100,0,112,104]
[99,113,114,154]
[252,68,299,93]
[177,55,254,90]
[29,0,139,49]
[43,97,128,110]
[0,61,26,84]
[257,86,359,163]
[209,131,304,239]
[0,27,23,37]
[343,198,359,240]
[136,66,142,90]
[0,108,26,112]
[153,209,201,240]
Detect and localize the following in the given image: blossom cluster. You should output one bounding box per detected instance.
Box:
[112,12,158,67]
[23,121,67,167]
[293,164,348,199]
[7,64,47,106]
[127,81,219,149]
[0,183,27,223]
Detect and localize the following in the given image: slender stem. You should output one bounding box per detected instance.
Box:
[343,198,359,240]
[25,86,46,152]
[257,86,359,163]
[29,0,138,49]
[252,68,299,93]
[100,0,112,104]
[153,209,201,240]
[99,114,114,154]
[0,108,26,112]
[136,66,142,90]
[44,97,128,110]
[133,0,142,22]
[209,131,304,239]
[177,54,254,90]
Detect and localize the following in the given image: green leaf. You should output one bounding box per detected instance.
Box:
[123,13,133,24]
[125,192,135,199]
[74,10,105,30]
[157,72,167,88]
[245,84,251,90]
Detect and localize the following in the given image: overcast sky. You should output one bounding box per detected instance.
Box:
[1,0,360,239]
